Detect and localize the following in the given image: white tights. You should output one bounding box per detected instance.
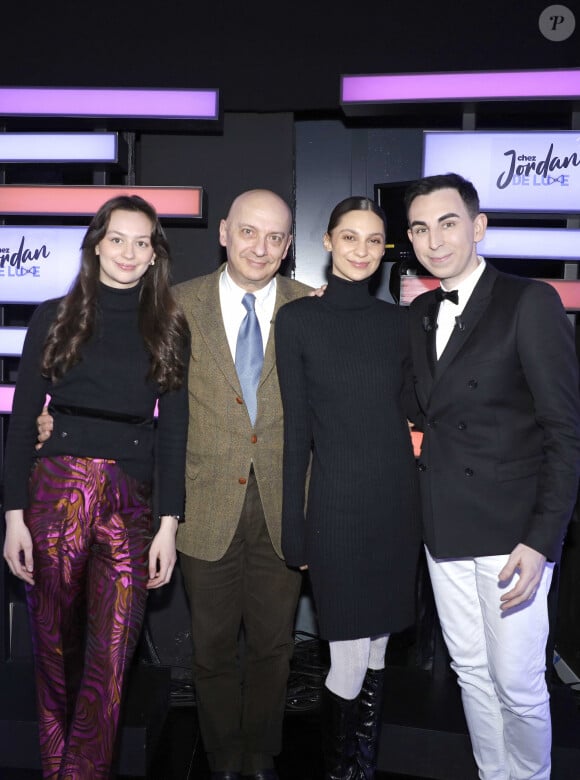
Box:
[325,634,389,700]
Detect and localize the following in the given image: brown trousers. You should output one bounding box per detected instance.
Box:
[180,468,301,774]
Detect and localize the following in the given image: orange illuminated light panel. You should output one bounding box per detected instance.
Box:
[399,276,580,311]
[0,185,203,219]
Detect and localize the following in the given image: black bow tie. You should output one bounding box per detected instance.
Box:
[435,288,459,305]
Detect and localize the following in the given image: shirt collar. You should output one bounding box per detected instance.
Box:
[222,265,277,305]
[441,256,486,306]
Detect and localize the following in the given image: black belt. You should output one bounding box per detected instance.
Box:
[49,403,153,426]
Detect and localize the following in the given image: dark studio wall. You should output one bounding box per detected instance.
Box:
[2,1,579,112]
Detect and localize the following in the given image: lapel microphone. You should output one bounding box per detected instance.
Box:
[455,316,466,332]
[422,316,435,333]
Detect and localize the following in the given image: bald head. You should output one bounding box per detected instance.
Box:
[226,189,292,230]
[220,189,293,291]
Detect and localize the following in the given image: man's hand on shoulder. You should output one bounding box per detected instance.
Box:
[35,406,54,450]
[308,284,327,298]
[498,543,546,611]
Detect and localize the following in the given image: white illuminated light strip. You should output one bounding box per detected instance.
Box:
[0,226,85,304]
[0,328,27,356]
[0,133,118,163]
[479,228,580,260]
[422,131,580,214]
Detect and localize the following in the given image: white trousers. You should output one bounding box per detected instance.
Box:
[425,546,554,780]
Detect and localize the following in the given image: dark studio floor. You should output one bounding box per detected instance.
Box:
[131,630,438,780]
[0,634,432,780]
[2,573,579,780]
[1,704,427,780]
[1,569,439,780]
[141,703,424,780]
[3,646,580,780]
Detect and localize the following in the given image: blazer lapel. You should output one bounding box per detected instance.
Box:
[434,264,497,382]
[260,276,294,387]
[190,267,242,394]
[410,294,437,408]
[426,301,439,378]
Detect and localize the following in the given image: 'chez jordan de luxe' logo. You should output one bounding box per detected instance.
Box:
[0,236,50,278]
[496,143,580,190]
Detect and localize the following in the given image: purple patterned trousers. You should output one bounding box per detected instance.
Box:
[24,456,152,780]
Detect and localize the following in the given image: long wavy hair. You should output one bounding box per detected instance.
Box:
[41,194,189,392]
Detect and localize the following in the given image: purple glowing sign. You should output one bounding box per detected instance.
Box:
[341,69,580,104]
[0,87,219,120]
[0,386,15,414]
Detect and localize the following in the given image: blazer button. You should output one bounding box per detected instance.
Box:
[467,379,478,389]
[427,419,437,428]
[464,467,474,477]
[417,462,427,472]
[236,396,244,405]
[457,421,467,431]
[238,477,247,485]
[60,431,68,438]
[133,439,139,445]
[251,435,258,444]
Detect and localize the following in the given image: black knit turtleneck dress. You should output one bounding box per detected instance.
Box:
[275,273,421,641]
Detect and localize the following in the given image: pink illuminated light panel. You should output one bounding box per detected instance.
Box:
[0,87,218,119]
[0,386,16,415]
[341,69,580,104]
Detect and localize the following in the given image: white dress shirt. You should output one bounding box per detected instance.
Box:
[436,258,486,359]
[219,266,277,362]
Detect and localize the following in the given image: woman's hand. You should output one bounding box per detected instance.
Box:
[3,510,35,585]
[147,515,179,589]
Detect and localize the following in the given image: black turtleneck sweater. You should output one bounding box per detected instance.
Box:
[275,273,421,641]
[4,283,188,516]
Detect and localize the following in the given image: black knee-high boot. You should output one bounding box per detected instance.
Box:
[353,668,385,779]
[321,686,358,780]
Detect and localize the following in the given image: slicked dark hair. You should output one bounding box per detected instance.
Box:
[327,196,387,236]
[41,194,189,392]
[404,173,481,221]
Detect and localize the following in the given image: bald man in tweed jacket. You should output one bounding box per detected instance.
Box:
[175,266,308,562]
[174,190,311,780]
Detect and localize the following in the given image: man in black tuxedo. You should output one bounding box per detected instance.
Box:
[405,173,580,780]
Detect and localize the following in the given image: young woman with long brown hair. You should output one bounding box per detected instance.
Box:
[3,194,189,779]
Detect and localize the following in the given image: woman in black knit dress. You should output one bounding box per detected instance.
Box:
[275,197,421,779]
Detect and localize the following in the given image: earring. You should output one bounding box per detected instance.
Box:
[150,258,155,266]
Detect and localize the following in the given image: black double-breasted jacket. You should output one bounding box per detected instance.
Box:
[408,264,580,563]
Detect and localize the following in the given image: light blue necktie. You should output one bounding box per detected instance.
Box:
[235,293,263,426]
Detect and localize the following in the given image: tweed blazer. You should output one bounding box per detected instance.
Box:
[174,265,311,561]
[409,264,580,563]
